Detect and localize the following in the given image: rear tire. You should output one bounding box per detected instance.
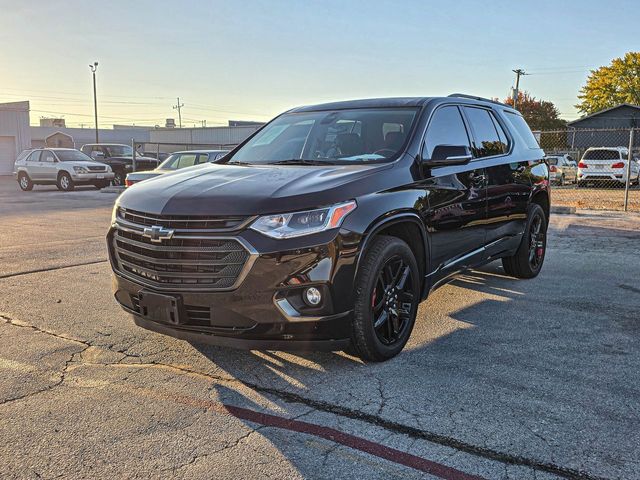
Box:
[18,172,33,191]
[502,203,547,279]
[112,170,125,186]
[349,236,420,362]
[57,172,74,191]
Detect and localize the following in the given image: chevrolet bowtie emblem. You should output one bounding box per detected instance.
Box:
[142,225,175,243]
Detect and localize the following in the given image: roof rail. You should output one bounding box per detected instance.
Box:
[448,93,506,106]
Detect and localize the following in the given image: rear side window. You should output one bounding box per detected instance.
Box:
[463,107,508,158]
[422,106,471,159]
[504,111,539,149]
[583,150,621,160]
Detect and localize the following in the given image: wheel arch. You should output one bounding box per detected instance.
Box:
[530,189,550,223]
[354,213,430,300]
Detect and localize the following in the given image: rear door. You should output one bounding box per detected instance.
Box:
[462,106,530,256]
[26,150,44,180]
[421,105,488,278]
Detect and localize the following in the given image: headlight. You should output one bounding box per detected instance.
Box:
[111,202,120,225]
[250,201,356,239]
[73,166,89,174]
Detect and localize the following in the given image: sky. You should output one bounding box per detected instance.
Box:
[0,0,638,128]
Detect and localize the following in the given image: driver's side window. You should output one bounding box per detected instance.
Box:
[422,106,471,160]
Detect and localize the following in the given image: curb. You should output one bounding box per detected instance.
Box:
[550,206,576,214]
[101,186,125,194]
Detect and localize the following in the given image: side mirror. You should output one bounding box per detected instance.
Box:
[423,145,473,166]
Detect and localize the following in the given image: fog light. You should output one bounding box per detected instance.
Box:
[304,287,322,307]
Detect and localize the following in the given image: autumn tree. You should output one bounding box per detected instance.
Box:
[503,92,566,130]
[576,52,640,114]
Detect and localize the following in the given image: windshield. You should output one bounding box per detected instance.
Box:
[583,150,621,160]
[105,145,133,157]
[55,150,95,162]
[545,157,559,165]
[227,108,419,165]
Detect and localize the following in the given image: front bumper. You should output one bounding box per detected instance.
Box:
[71,172,115,182]
[108,227,360,351]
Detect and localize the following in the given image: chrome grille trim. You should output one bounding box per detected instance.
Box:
[112,213,257,292]
[118,208,255,233]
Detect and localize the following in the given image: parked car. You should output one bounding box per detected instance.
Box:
[14,148,114,191]
[108,94,550,361]
[545,154,577,185]
[80,143,160,186]
[577,147,640,187]
[125,150,229,187]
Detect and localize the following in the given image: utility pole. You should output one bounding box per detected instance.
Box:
[89,62,99,142]
[201,120,207,128]
[512,68,526,110]
[173,97,184,128]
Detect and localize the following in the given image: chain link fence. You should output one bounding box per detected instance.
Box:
[139,141,239,162]
[539,128,640,212]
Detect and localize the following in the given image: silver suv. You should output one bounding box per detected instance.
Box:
[14,148,114,191]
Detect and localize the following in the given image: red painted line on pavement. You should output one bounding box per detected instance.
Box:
[129,387,486,479]
[223,404,487,480]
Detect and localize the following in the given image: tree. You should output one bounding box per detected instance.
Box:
[503,92,566,130]
[576,52,640,115]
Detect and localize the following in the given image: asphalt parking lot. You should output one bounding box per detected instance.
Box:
[1,177,639,480]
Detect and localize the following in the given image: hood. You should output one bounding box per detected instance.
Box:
[118,162,397,216]
[63,160,109,168]
[109,155,159,163]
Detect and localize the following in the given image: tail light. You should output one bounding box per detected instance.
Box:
[549,165,557,172]
[578,162,587,168]
[125,179,134,187]
[611,162,624,169]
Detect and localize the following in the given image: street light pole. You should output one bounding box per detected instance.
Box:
[89,62,99,143]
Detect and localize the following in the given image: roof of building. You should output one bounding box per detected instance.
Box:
[568,104,640,126]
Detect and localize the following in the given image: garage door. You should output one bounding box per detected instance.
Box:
[0,136,17,175]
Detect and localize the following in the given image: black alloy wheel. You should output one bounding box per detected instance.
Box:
[502,203,547,279]
[371,255,415,345]
[349,236,420,362]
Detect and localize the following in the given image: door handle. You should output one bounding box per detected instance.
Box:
[469,173,486,185]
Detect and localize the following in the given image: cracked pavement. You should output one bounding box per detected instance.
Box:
[1,178,639,479]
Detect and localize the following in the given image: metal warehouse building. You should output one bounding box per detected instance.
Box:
[0,101,31,175]
[567,104,640,149]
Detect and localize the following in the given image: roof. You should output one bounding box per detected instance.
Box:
[289,97,433,113]
[288,95,516,113]
[568,104,640,126]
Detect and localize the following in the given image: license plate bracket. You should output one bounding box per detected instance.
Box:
[138,291,182,324]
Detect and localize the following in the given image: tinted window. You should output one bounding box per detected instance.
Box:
[422,106,471,160]
[41,150,56,162]
[583,149,621,160]
[28,151,41,162]
[55,150,94,162]
[504,111,540,149]
[463,107,507,158]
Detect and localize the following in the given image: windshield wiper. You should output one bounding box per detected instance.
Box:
[269,159,334,166]
[226,161,253,166]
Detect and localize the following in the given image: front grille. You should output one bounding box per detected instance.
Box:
[111,210,255,291]
[87,165,106,172]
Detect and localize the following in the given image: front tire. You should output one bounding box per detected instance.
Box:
[18,172,33,191]
[57,172,74,191]
[349,236,420,362]
[502,203,547,279]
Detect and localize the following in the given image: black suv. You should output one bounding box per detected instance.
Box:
[108,95,549,361]
[80,143,159,186]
